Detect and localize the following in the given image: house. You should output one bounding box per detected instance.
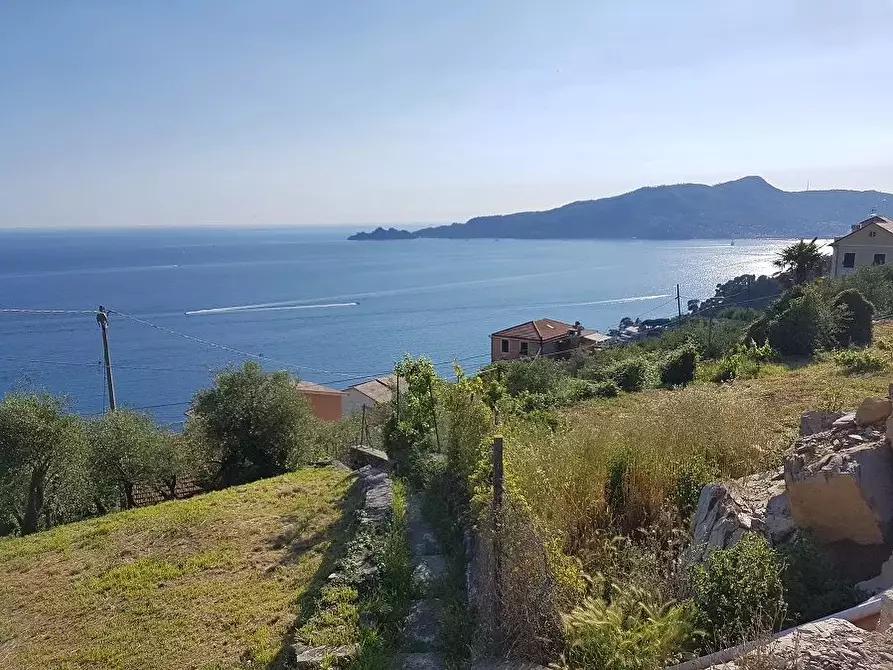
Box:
[294,381,344,421]
[490,318,611,362]
[830,214,893,278]
[342,375,404,415]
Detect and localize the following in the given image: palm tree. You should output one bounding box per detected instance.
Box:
[773,238,827,286]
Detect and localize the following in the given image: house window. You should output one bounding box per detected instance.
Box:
[501,339,509,353]
[520,341,529,356]
[875,254,886,266]
[843,252,855,268]
[869,231,877,237]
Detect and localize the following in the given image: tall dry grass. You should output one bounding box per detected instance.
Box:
[503,385,788,548]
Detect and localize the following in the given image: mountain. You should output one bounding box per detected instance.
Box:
[347,177,893,240]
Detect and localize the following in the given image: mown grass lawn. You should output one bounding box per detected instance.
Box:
[0,466,357,670]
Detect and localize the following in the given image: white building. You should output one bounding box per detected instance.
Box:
[342,375,403,416]
[830,215,893,278]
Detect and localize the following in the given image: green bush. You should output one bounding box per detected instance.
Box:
[743,314,770,347]
[832,348,887,373]
[706,341,776,383]
[660,342,698,387]
[691,534,786,650]
[590,380,620,398]
[669,457,716,520]
[767,290,837,356]
[607,357,657,392]
[561,578,696,670]
[502,358,566,396]
[833,289,875,346]
[778,533,858,625]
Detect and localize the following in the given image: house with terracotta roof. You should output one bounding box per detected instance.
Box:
[830,214,893,278]
[294,380,344,421]
[490,318,611,362]
[342,375,404,416]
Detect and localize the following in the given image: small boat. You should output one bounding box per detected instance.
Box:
[730,240,736,246]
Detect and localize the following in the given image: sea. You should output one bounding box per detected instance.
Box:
[0,227,796,426]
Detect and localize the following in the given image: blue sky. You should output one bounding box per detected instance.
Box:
[2,1,893,228]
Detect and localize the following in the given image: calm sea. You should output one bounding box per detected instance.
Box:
[0,227,794,425]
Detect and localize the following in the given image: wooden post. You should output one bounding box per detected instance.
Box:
[429,377,441,452]
[492,435,504,620]
[96,306,117,411]
[676,283,682,323]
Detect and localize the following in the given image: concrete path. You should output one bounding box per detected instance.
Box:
[393,493,448,670]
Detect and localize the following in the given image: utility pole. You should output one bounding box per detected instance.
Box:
[96,306,117,411]
[676,284,682,323]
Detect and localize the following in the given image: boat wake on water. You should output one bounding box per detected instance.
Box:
[185,302,358,316]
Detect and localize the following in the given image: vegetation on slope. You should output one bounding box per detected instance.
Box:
[0,466,357,670]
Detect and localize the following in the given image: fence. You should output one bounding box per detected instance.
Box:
[465,436,573,662]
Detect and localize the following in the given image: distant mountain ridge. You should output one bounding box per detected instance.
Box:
[348,176,893,240]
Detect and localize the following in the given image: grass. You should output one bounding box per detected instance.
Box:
[501,322,893,580]
[0,466,357,670]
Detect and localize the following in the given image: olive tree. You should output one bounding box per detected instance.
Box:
[0,393,87,535]
[87,409,193,510]
[186,361,314,487]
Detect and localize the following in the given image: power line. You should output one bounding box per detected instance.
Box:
[0,307,95,315]
[107,308,363,378]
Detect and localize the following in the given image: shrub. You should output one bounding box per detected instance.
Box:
[606,357,657,392]
[669,457,716,520]
[502,358,566,396]
[589,380,620,398]
[767,289,837,356]
[705,340,777,384]
[743,314,770,347]
[691,534,786,650]
[778,533,858,625]
[833,289,875,346]
[660,342,698,387]
[832,348,887,373]
[560,578,696,670]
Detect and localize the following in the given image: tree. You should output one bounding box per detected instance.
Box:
[660,341,698,387]
[0,393,86,535]
[773,239,827,286]
[87,409,189,510]
[767,289,837,356]
[186,361,314,487]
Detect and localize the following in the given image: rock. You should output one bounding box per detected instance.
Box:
[289,644,358,669]
[879,589,893,631]
[404,599,441,647]
[801,411,844,436]
[785,440,893,545]
[357,468,393,524]
[392,653,444,670]
[348,445,391,471]
[886,414,893,444]
[833,413,858,429]
[689,473,793,563]
[856,397,893,426]
[412,554,448,587]
[858,550,893,594]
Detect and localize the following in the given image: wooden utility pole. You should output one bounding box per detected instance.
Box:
[676,284,682,323]
[96,306,117,411]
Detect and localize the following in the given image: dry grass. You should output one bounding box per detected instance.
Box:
[503,323,893,554]
[0,466,356,670]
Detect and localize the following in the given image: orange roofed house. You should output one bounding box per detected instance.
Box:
[294,380,344,421]
[490,318,611,362]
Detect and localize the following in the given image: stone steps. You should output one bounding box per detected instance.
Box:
[393,493,447,669]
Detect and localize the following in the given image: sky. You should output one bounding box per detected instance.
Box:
[2,1,893,229]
